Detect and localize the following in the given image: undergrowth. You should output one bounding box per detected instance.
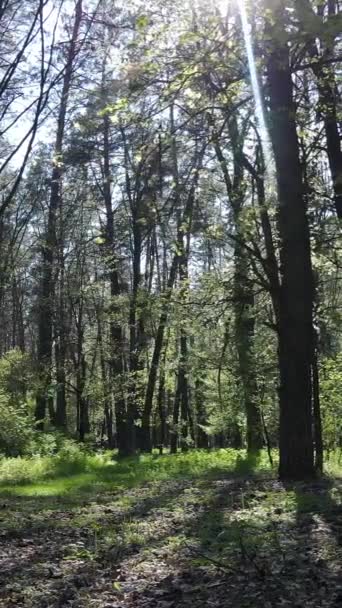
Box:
[0,448,274,496]
[0,447,340,499]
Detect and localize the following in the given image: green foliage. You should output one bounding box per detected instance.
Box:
[0,449,274,495]
[0,348,32,401]
[0,350,35,457]
[320,354,342,451]
[0,393,35,457]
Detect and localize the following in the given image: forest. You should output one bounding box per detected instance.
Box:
[0,0,341,606]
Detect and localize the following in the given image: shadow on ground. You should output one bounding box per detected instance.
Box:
[0,453,341,608]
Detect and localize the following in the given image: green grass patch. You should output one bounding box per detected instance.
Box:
[0,448,275,498]
[0,448,340,504]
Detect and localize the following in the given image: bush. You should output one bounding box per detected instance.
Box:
[320,354,342,451]
[0,349,32,402]
[0,391,35,457]
[54,440,89,474]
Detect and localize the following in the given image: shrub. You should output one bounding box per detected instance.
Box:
[0,391,35,457]
[54,440,89,474]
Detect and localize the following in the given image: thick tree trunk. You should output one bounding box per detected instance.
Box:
[267,11,316,479]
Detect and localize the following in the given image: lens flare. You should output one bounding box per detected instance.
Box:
[235,0,275,195]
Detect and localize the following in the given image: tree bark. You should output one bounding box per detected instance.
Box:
[140,254,178,451]
[295,0,342,219]
[267,8,316,479]
[35,0,83,428]
[102,113,133,457]
[211,117,263,452]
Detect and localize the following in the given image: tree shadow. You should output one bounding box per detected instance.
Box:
[2,453,341,608]
[0,465,261,607]
[121,470,342,608]
[291,476,342,547]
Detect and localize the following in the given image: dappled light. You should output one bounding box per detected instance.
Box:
[0,0,341,605]
[1,450,341,607]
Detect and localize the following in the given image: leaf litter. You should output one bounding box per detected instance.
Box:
[0,476,341,607]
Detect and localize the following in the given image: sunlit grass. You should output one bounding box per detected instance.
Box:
[0,449,340,500]
[0,448,275,498]
[0,447,340,594]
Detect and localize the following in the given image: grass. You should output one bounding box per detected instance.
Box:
[0,448,275,498]
[0,448,341,607]
[0,447,340,499]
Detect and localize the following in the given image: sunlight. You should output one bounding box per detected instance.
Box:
[236,0,274,183]
[217,0,274,188]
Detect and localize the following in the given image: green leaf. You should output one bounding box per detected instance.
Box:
[113,581,122,592]
[136,14,149,30]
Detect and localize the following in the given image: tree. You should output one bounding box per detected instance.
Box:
[35,0,83,429]
[266,0,316,479]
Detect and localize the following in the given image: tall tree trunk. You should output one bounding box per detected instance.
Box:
[157,340,168,448]
[211,117,263,451]
[78,353,89,442]
[140,164,201,452]
[234,244,263,452]
[140,255,178,452]
[55,214,67,429]
[97,306,114,448]
[35,0,83,428]
[178,226,191,451]
[194,376,208,448]
[312,333,323,474]
[102,114,133,457]
[267,7,316,479]
[170,380,181,454]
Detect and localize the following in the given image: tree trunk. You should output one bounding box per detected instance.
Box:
[170,381,181,454]
[211,117,263,452]
[35,0,83,428]
[312,331,323,474]
[140,255,178,452]
[234,245,263,452]
[55,219,67,429]
[102,114,133,457]
[195,376,208,448]
[78,353,89,442]
[157,345,168,448]
[295,0,342,219]
[267,9,316,479]
[97,307,114,448]
[178,230,191,452]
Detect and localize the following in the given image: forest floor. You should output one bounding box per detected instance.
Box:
[0,450,341,608]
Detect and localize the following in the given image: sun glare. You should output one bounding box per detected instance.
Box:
[217,0,275,190]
